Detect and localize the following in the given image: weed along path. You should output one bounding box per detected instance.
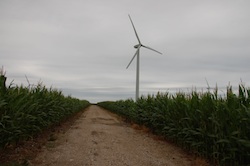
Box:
[30,105,203,166]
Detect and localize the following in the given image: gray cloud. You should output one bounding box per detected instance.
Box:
[1,0,250,103]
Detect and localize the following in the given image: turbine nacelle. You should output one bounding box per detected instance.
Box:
[134,44,141,49]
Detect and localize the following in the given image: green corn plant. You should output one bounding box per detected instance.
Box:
[98,84,250,165]
[0,75,90,148]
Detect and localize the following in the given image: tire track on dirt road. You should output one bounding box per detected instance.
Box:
[30,105,206,166]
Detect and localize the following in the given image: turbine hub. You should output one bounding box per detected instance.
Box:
[134,44,141,48]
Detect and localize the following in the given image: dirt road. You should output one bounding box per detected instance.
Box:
[30,105,204,166]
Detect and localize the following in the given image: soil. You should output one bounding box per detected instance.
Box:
[1,105,210,166]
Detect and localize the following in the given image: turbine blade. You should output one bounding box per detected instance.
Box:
[142,45,162,54]
[205,78,210,89]
[126,47,140,69]
[128,14,141,44]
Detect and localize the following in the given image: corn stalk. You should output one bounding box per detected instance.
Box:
[98,86,250,165]
[0,74,90,148]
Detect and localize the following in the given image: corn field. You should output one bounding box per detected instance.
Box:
[0,75,90,148]
[98,85,250,165]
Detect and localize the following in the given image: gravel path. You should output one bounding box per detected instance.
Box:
[30,105,204,166]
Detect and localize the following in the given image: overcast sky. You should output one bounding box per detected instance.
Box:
[1,0,250,103]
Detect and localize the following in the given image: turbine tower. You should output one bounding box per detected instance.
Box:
[126,15,162,101]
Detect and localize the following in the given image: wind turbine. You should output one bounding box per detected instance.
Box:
[205,78,218,92]
[126,15,162,101]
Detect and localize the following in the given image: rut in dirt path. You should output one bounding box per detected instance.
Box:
[30,105,202,166]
